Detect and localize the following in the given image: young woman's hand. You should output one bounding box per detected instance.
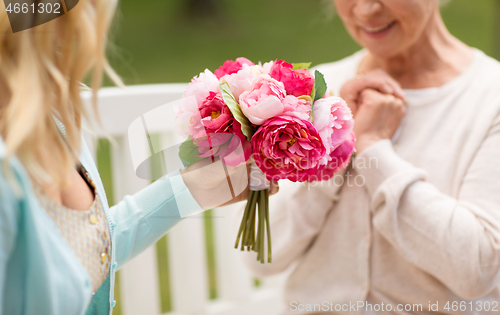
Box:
[181,159,279,210]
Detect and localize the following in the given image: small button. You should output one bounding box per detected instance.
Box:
[90,215,98,224]
[112,262,117,269]
[112,300,116,307]
[101,253,107,263]
[92,292,95,296]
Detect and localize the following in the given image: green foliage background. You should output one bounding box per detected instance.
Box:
[108,0,498,85]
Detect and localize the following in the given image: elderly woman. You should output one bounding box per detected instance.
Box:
[241,0,500,313]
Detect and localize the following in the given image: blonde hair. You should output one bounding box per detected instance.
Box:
[0,0,120,191]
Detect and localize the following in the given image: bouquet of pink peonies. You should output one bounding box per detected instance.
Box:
[175,57,355,263]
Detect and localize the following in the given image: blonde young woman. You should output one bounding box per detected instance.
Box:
[0,1,257,315]
[241,0,500,314]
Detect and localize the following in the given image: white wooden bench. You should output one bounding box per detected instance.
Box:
[81,84,287,315]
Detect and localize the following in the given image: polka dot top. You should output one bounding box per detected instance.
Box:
[34,164,111,295]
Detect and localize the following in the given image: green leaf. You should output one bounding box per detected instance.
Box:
[220,82,254,141]
[292,62,312,70]
[178,136,204,167]
[309,88,316,123]
[313,70,327,102]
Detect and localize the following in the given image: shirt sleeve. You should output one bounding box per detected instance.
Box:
[353,116,500,300]
[110,170,203,269]
[0,165,20,315]
[237,179,340,277]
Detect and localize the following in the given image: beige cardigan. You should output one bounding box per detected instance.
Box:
[238,49,500,314]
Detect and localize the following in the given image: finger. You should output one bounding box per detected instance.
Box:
[365,79,395,95]
[385,93,397,103]
[385,93,404,106]
[339,81,362,112]
[383,94,407,117]
[354,77,387,93]
[392,85,406,102]
[270,181,279,195]
[369,77,404,100]
[395,98,407,112]
[341,77,399,115]
[365,70,406,101]
[345,99,358,116]
[359,88,381,101]
[387,82,406,103]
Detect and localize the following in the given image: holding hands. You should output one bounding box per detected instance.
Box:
[340,70,407,153]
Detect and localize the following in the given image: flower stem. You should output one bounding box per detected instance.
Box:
[250,194,258,250]
[254,191,261,255]
[259,189,266,264]
[243,192,258,250]
[235,190,254,249]
[264,189,272,263]
[234,188,273,263]
[241,191,257,251]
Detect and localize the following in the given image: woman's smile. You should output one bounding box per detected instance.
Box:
[360,20,397,38]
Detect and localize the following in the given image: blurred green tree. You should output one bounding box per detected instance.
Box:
[185,0,221,18]
[494,0,500,59]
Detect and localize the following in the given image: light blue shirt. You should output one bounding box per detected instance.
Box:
[0,133,203,315]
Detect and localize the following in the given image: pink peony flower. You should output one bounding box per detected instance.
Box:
[174,96,200,138]
[223,66,259,100]
[310,131,356,181]
[312,96,354,165]
[191,92,233,137]
[195,133,251,167]
[259,60,274,74]
[190,92,251,166]
[214,57,255,79]
[252,116,326,182]
[281,95,312,121]
[239,74,287,125]
[269,60,315,97]
[184,69,220,107]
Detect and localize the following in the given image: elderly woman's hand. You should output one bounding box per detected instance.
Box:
[340,69,407,153]
[340,69,406,115]
[351,89,406,153]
